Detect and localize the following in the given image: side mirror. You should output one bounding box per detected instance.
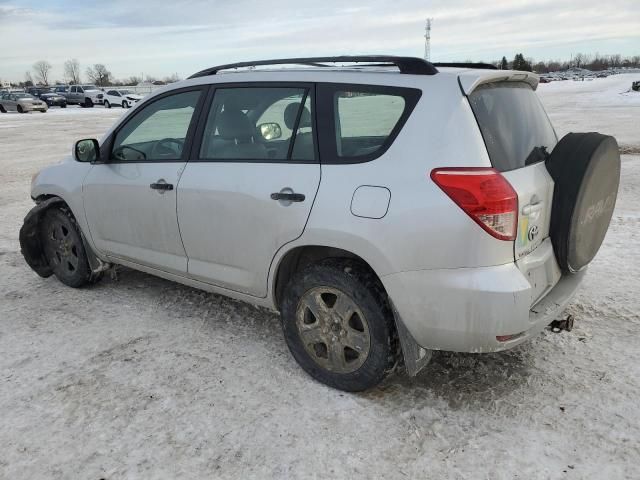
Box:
[74,138,100,163]
[258,122,282,141]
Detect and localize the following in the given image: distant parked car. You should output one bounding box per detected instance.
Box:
[65,85,104,107]
[53,85,69,95]
[103,89,143,108]
[27,87,53,97]
[40,92,67,108]
[0,92,47,113]
[632,81,640,92]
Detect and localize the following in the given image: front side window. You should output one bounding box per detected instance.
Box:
[110,90,201,162]
[199,86,315,162]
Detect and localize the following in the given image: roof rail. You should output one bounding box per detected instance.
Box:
[189,56,439,78]
[433,62,498,70]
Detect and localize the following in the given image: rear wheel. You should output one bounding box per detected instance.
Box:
[281,260,396,391]
[39,208,99,288]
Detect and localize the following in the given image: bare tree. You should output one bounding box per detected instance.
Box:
[33,60,52,85]
[86,64,112,86]
[24,71,34,87]
[64,59,81,84]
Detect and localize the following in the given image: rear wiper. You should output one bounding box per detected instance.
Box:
[525,145,551,166]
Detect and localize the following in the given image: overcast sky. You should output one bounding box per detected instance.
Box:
[1,0,638,82]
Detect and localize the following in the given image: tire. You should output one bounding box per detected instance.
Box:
[281,259,397,392]
[84,98,93,108]
[122,100,128,108]
[17,105,24,113]
[104,100,111,109]
[546,133,621,273]
[39,208,99,288]
[0,105,5,113]
[61,104,67,108]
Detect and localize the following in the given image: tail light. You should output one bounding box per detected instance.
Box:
[430,167,518,241]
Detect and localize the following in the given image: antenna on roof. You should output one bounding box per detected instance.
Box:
[424,18,433,61]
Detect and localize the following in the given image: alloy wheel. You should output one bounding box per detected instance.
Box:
[295,287,371,374]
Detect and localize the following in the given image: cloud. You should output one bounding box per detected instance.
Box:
[0,0,638,82]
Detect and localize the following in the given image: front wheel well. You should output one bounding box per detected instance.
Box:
[273,245,386,310]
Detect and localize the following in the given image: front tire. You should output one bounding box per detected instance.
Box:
[104,100,111,108]
[39,208,98,288]
[17,105,25,113]
[0,105,5,113]
[281,260,397,392]
[122,100,129,108]
[84,98,93,108]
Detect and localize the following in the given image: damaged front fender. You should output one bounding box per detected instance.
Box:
[19,197,66,278]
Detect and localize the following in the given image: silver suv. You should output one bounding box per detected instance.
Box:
[20,56,621,391]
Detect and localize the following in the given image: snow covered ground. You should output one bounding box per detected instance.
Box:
[0,74,639,479]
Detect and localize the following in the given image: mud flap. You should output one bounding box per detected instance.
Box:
[390,300,433,376]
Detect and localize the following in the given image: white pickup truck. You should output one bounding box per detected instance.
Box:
[65,85,104,107]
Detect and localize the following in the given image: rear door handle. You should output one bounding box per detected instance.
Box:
[150,180,173,191]
[270,192,305,202]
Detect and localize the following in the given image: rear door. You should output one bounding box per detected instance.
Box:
[177,83,320,297]
[466,80,561,303]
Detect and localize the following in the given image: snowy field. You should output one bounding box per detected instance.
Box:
[0,74,639,479]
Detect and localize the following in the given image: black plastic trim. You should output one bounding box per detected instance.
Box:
[434,62,498,70]
[189,56,438,78]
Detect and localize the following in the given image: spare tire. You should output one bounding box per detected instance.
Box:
[546,132,620,273]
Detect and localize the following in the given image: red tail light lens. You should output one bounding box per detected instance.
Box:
[430,167,518,241]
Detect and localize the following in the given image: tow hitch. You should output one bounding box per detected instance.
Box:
[549,314,575,333]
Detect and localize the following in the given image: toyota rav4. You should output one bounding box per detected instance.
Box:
[20,56,620,391]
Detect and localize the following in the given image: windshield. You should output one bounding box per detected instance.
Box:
[468,82,557,172]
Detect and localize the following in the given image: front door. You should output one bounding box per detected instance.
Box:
[83,88,205,274]
[177,84,320,297]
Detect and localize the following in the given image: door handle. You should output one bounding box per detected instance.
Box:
[150,180,173,191]
[270,192,305,202]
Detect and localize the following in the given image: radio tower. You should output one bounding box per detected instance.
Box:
[424,18,433,61]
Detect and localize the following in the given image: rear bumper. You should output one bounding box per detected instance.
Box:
[382,264,585,353]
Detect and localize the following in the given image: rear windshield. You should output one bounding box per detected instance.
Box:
[468,82,557,172]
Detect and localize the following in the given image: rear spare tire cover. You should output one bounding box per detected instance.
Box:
[546,133,620,273]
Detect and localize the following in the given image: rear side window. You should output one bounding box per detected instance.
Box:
[317,84,421,164]
[468,82,557,172]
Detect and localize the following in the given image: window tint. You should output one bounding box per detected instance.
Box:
[334,91,405,158]
[468,82,557,172]
[106,90,117,96]
[199,87,314,162]
[110,90,201,162]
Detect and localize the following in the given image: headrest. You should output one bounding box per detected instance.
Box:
[217,110,255,139]
[284,103,311,130]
